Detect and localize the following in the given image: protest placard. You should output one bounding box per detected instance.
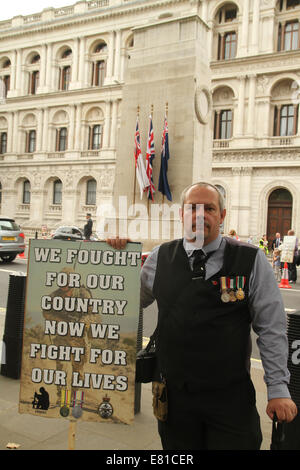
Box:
[19,240,141,425]
[280,236,296,263]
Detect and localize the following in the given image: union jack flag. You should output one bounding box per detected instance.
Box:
[145,115,155,201]
[134,118,149,199]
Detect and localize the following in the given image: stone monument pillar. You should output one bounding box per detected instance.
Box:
[110,14,213,250]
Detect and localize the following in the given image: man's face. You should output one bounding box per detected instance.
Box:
[180,185,226,246]
[276,233,280,238]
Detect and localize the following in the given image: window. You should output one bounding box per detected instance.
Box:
[26,130,36,153]
[62,49,72,59]
[287,0,300,8]
[92,61,106,86]
[273,104,298,136]
[218,32,237,59]
[218,5,237,23]
[224,32,237,59]
[53,180,62,205]
[1,75,10,97]
[278,21,299,50]
[23,180,31,204]
[94,43,108,53]
[56,127,68,151]
[214,110,233,139]
[0,132,7,154]
[86,179,96,205]
[60,66,71,90]
[89,125,103,150]
[30,70,39,94]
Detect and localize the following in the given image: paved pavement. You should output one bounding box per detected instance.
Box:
[0,303,272,450]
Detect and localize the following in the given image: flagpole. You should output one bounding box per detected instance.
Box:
[133,106,140,209]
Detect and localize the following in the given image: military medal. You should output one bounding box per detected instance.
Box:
[228,278,237,302]
[60,389,71,417]
[220,277,230,303]
[98,395,113,419]
[236,276,245,300]
[72,391,84,419]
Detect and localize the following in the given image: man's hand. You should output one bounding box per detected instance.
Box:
[106,237,131,250]
[266,398,298,423]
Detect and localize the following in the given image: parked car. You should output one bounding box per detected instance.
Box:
[51,226,85,241]
[0,216,25,262]
[51,226,99,242]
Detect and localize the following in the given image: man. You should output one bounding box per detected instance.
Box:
[272,232,282,251]
[108,182,297,450]
[287,229,298,283]
[83,213,93,240]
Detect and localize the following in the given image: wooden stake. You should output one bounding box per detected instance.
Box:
[68,419,77,450]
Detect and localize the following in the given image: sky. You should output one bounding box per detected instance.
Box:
[0,0,77,21]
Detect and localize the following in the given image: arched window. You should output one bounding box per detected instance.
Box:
[56,127,68,151]
[59,66,71,90]
[215,3,238,60]
[89,124,103,150]
[23,180,31,204]
[26,130,36,153]
[53,179,62,205]
[86,179,96,205]
[0,132,7,154]
[91,42,107,86]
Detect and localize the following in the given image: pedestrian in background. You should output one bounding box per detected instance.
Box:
[287,229,298,283]
[259,234,269,256]
[272,232,282,251]
[83,213,93,240]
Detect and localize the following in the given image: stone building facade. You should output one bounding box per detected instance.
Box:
[0,0,299,248]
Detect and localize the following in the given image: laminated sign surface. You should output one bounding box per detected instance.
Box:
[19,240,141,424]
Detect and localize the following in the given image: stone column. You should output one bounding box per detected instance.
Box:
[113,30,121,82]
[42,107,49,152]
[105,31,114,84]
[238,167,253,238]
[230,167,241,232]
[68,105,75,150]
[74,103,82,150]
[247,73,256,135]
[70,37,79,89]
[236,75,246,136]
[7,112,13,153]
[37,108,43,152]
[38,44,47,92]
[7,50,17,97]
[239,0,249,56]
[78,37,85,86]
[45,43,53,91]
[251,0,260,55]
[110,99,118,149]
[103,100,111,148]
[12,111,19,153]
[15,49,22,95]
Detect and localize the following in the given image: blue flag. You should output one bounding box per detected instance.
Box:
[158,116,172,201]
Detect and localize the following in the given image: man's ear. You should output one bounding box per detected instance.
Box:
[220,208,226,225]
[179,207,183,223]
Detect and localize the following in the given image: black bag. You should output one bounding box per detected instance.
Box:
[135,328,157,383]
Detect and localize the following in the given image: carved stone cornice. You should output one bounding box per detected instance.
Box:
[0,0,191,41]
[213,148,300,164]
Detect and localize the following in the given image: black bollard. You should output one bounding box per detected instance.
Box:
[1,274,26,379]
[280,311,300,449]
